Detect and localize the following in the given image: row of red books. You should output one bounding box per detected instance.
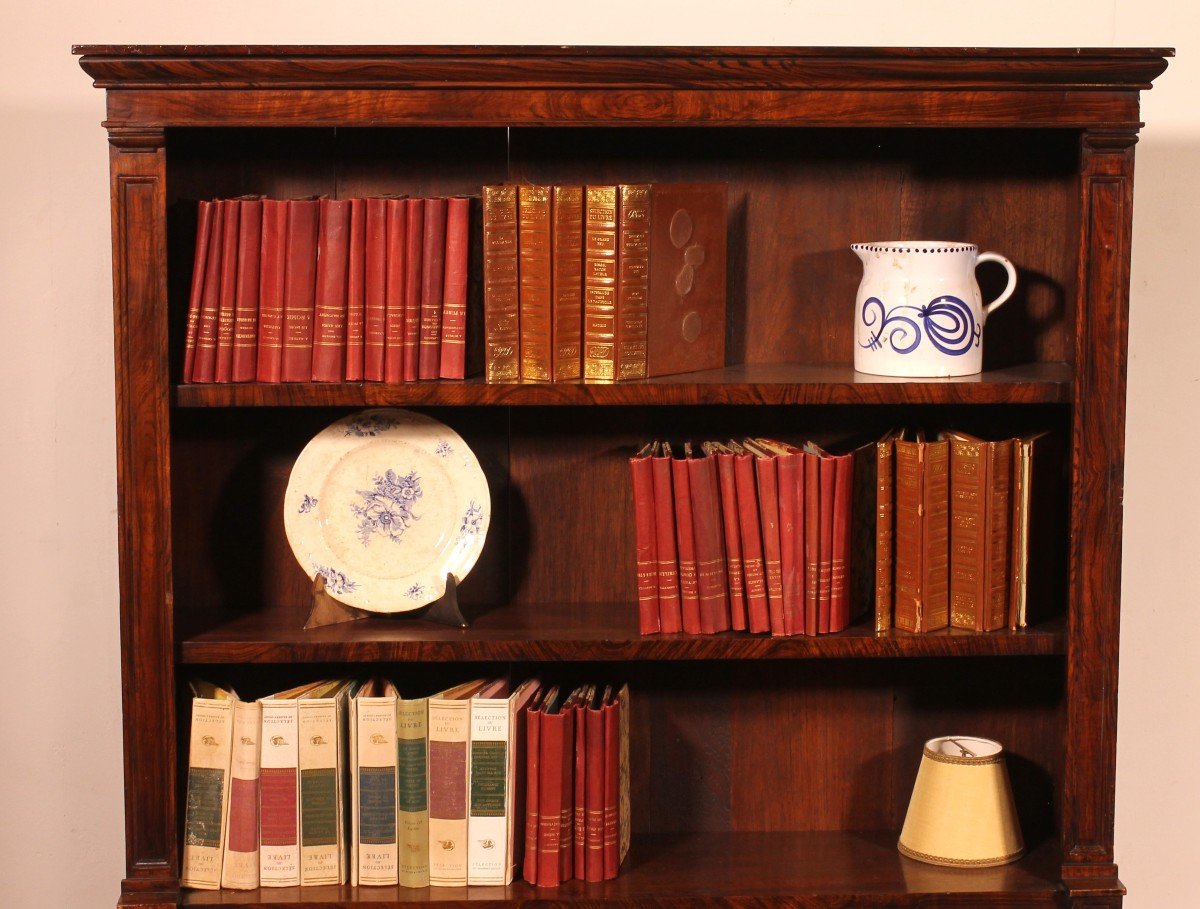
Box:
[524,683,631,887]
[182,196,471,384]
[629,438,862,637]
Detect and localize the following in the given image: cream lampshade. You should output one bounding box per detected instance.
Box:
[898,736,1024,868]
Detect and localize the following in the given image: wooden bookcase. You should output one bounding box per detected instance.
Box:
[76,46,1170,908]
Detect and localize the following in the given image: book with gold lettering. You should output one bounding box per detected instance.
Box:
[616,184,651,380]
[395,690,430,888]
[518,185,553,382]
[483,186,520,382]
[894,432,950,633]
[583,185,619,382]
[551,186,584,381]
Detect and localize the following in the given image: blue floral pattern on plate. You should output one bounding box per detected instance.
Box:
[313,563,357,595]
[298,494,318,514]
[435,439,453,458]
[459,501,484,540]
[344,414,402,437]
[352,469,422,545]
[405,583,426,600]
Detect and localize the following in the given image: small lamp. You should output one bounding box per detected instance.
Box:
[898,735,1024,868]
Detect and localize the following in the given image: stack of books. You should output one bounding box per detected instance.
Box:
[482,183,727,384]
[182,195,472,384]
[180,677,629,892]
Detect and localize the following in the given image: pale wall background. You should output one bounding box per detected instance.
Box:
[1,2,1195,906]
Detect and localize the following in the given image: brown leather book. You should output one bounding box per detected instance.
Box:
[383,199,408,384]
[803,450,821,636]
[232,198,262,383]
[551,186,583,382]
[183,200,215,382]
[616,184,651,381]
[744,440,786,635]
[518,185,553,383]
[894,432,950,633]
[755,439,804,636]
[402,199,424,382]
[419,197,448,379]
[671,450,703,634]
[312,198,351,382]
[344,199,366,382]
[629,442,661,635]
[439,196,470,379]
[868,431,900,632]
[583,185,618,383]
[688,446,731,634]
[482,185,520,383]
[946,432,1014,632]
[255,200,286,383]
[214,198,241,383]
[280,199,320,382]
[703,442,748,631]
[646,183,727,378]
[362,198,388,382]
[730,441,770,634]
[650,442,683,633]
[1009,431,1064,629]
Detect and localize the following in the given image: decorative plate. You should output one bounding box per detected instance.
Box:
[284,408,490,613]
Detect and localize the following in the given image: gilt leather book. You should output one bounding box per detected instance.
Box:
[830,451,853,633]
[402,198,425,381]
[894,433,950,633]
[646,183,727,378]
[522,689,546,885]
[629,443,661,635]
[344,199,367,382]
[536,688,566,887]
[650,443,683,633]
[869,431,900,633]
[311,199,351,382]
[182,199,215,383]
[280,199,320,382]
[363,198,388,382]
[255,200,286,383]
[482,185,520,382]
[1009,431,1063,629]
[584,690,607,882]
[671,450,703,634]
[214,198,241,383]
[572,686,589,877]
[755,439,804,636]
[745,440,785,635]
[191,200,225,383]
[551,185,584,381]
[518,185,553,382]
[615,184,651,381]
[383,198,409,384]
[704,442,748,631]
[688,446,731,634]
[418,196,448,379]
[803,450,821,636]
[231,198,262,383]
[583,185,619,383]
[731,442,770,634]
[439,196,471,379]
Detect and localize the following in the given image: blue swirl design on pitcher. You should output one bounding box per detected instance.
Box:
[859,295,981,357]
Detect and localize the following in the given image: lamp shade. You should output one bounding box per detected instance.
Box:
[898,736,1024,868]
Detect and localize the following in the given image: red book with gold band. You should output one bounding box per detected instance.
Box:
[522,690,545,886]
[559,690,578,881]
[280,199,319,382]
[419,197,448,379]
[650,444,683,633]
[705,442,747,631]
[688,447,730,634]
[182,200,215,382]
[231,198,262,383]
[214,199,241,383]
[363,198,387,382]
[312,198,351,382]
[817,453,837,633]
[803,450,821,636]
[601,689,620,880]
[402,199,425,381]
[584,690,606,882]
[573,690,587,877]
[343,199,367,382]
[671,452,702,635]
[732,443,770,634]
[754,440,804,636]
[383,199,408,384]
[255,200,286,383]
[536,689,568,887]
[830,450,854,632]
[192,200,225,383]
[745,441,786,636]
[440,197,470,379]
[629,443,661,635]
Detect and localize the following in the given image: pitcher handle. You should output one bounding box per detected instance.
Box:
[975,252,1017,319]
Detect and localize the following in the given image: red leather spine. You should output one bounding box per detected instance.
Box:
[573,699,586,878]
[584,701,605,882]
[558,705,575,882]
[522,697,543,885]
[830,452,853,632]
[419,197,448,379]
[231,199,262,383]
[601,694,619,880]
[182,200,215,382]
[714,450,748,631]
[312,198,351,382]
[537,706,564,887]
[280,199,319,382]
[689,452,730,634]
[363,198,387,381]
[650,450,683,633]
[804,451,821,636]
[671,456,703,635]
[343,198,367,382]
[255,200,286,383]
[629,450,661,635]
[402,199,424,381]
[192,200,225,383]
[734,452,770,633]
[439,197,470,379]
[383,198,408,384]
[754,453,786,636]
[818,455,836,634]
[776,450,803,636]
[214,199,241,383]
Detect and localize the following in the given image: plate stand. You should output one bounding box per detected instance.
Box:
[304,573,469,629]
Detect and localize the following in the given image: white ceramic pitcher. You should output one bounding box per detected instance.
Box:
[851,241,1017,377]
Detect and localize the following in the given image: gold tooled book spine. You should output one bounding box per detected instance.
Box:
[985,440,1014,632]
[518,185,552,382]
[551,186,584,382]
[482,186,520,383]
[950,438,986,631]
[874,439,895,633]
[615,184,651,381]
[583,186,618,383]
[893,440,923,633]
[922,440,951,632]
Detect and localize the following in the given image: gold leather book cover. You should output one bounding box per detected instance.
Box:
[583,186,618,382]
[615,184,651,381]
[482,185,519,383]
[551,186,583,382]
[518,185,552,383]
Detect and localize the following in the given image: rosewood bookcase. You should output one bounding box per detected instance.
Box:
[75,45,1170,908]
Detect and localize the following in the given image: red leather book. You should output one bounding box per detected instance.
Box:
[440,196,470,379]
[280,199,320,382]
[804,450,821,636]
[214,199,241,383]
[671,451,703,635]
[522,690,546,885]
[756,440,803,636]
[629,443,661,635]
[817,452,836,633]
[601,690,619,880]
[536,689,565,887]
[231,199,262,383]
[830,451,853,632]
[402,199,425,381]
[312,198,351,382]
[732,444,770,633]
[584,690,606,882]
[650,444,684,633]
[193,200,226,383]
[182,200,215,382]
[363,198,388,381]
[255,200,286,383]
[573,689,588,878]
[419,197,448,379]
[705,442,747,631]
[688,447,730,634]
[558,691,577,882]
[383,199,408,384]
[748,442,786,635]
[343,199,367,382]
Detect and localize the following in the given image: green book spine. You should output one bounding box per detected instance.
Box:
[397,698,430,887]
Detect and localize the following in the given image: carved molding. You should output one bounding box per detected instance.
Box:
[107,126,166,150]
[1083,130,1140,151]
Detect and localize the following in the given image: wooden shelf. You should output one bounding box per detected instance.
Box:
[179,831,1065,907]
[179,602,1065,664]
[173,363,1072,408]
